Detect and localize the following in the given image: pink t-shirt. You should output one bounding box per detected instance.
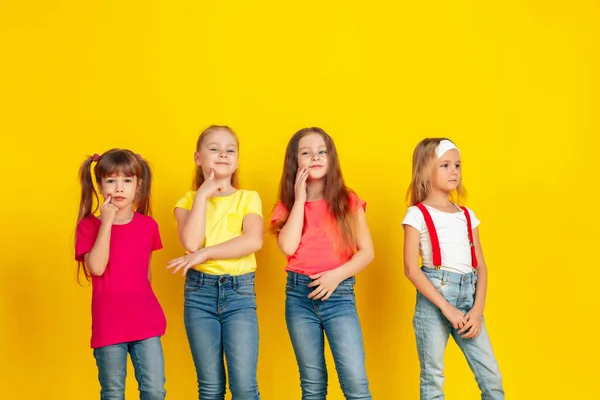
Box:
[75,213,166,348]
[270,192,366,275]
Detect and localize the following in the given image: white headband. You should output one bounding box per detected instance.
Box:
[436,140,460,159]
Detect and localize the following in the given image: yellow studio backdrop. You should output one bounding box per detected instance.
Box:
[0,1,597,398]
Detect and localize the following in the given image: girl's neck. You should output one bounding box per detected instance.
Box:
[423,188,452,208]
[113,207,135,224]
[306,179,325,201]
[212,177,237,197]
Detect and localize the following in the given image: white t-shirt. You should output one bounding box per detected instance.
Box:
[402,204,480,274]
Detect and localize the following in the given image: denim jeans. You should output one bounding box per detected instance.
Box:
[184,269,260,400]
[285,271,371,400]
[414,267,504,399]
[93,336,166,400]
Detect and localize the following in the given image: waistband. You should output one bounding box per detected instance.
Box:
[286,271,355,287]
[421,266,476,284]
[186,268,255,287]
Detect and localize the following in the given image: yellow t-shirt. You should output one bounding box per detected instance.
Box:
[174,190,263,275]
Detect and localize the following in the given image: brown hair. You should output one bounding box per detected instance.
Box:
[406,138,467,206]
[192,125,239,190]
[272,127,357,252]
[76,149,153,283]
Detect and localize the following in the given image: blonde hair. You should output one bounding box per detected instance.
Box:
[405,137,467,206]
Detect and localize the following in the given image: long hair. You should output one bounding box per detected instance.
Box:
[406,138,466,206]
[76,148,153,283]
[272,127,357,252]
[192,125,239,190]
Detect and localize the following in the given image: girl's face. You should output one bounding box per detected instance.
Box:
[99,174,139,209]
[195,129,239,180]
[431,148,461,193]
[297,133,329,181]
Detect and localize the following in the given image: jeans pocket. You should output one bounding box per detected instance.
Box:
[332,285,354,296]
[233,282,256,297]
[184,280,200,295]
[285,278,296,292]
[428,276,445,292]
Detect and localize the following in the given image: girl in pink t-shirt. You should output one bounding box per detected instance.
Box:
[270,127,374,399]
[75,149,167,399]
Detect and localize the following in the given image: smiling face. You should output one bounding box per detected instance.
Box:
[297,133,329,181]
[194,128,239,180]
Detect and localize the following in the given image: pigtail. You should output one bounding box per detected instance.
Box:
[77,156,99,224]
[76,155,98,284]
[136,157,153,216]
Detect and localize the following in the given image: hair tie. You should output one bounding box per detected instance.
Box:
[136,153,142,160]
[92,153,100,162]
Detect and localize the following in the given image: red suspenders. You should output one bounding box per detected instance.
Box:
[415,203,478,269]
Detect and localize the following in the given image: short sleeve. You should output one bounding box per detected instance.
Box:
[270,202,289,225]
[244,191,263,217]
[152,219,163,251]
[75,217,99,262]
[465,207,481,229]
[174,191,195,212]
[348,192,366,213]
[401,206,424,233]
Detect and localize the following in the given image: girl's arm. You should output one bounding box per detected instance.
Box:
[84,220,112,276]
[168,213,264,275]
[202,213,264,260]
[176,172,223,252]
[175,197,208,253]
[403,224,467,330]
[471,228,488,313]
[276,201,305,256]
[458,227,487,338]
[307,208,374,300]
[276,167,308,256]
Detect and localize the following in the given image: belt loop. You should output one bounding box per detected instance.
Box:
[293,272,297,287]
[199,272,204,287]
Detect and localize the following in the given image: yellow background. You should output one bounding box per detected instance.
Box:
[1,1,597,398]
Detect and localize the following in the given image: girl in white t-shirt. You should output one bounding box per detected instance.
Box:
[402,138,504,399]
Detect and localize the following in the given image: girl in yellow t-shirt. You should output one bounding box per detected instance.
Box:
[168,125,263,400]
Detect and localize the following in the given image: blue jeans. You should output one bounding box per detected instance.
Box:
[285,271,371,400]
[184,269,260,400]
[92,336,166,400]
[414,267,504,399]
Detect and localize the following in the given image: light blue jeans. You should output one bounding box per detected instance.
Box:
[285,271,371,400]
[93,336,166,400]
[414,267,504,399]
[184,269,260,400]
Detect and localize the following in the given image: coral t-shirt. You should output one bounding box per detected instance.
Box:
[270,192,366,275]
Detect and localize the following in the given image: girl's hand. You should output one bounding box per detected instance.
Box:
[167,248,209,276]
[100,195,118,224]
[307,269,344,301]
[294,166,308,204]
[458,308,483,339]
[196,169,223,199]
[442,304,467,329]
